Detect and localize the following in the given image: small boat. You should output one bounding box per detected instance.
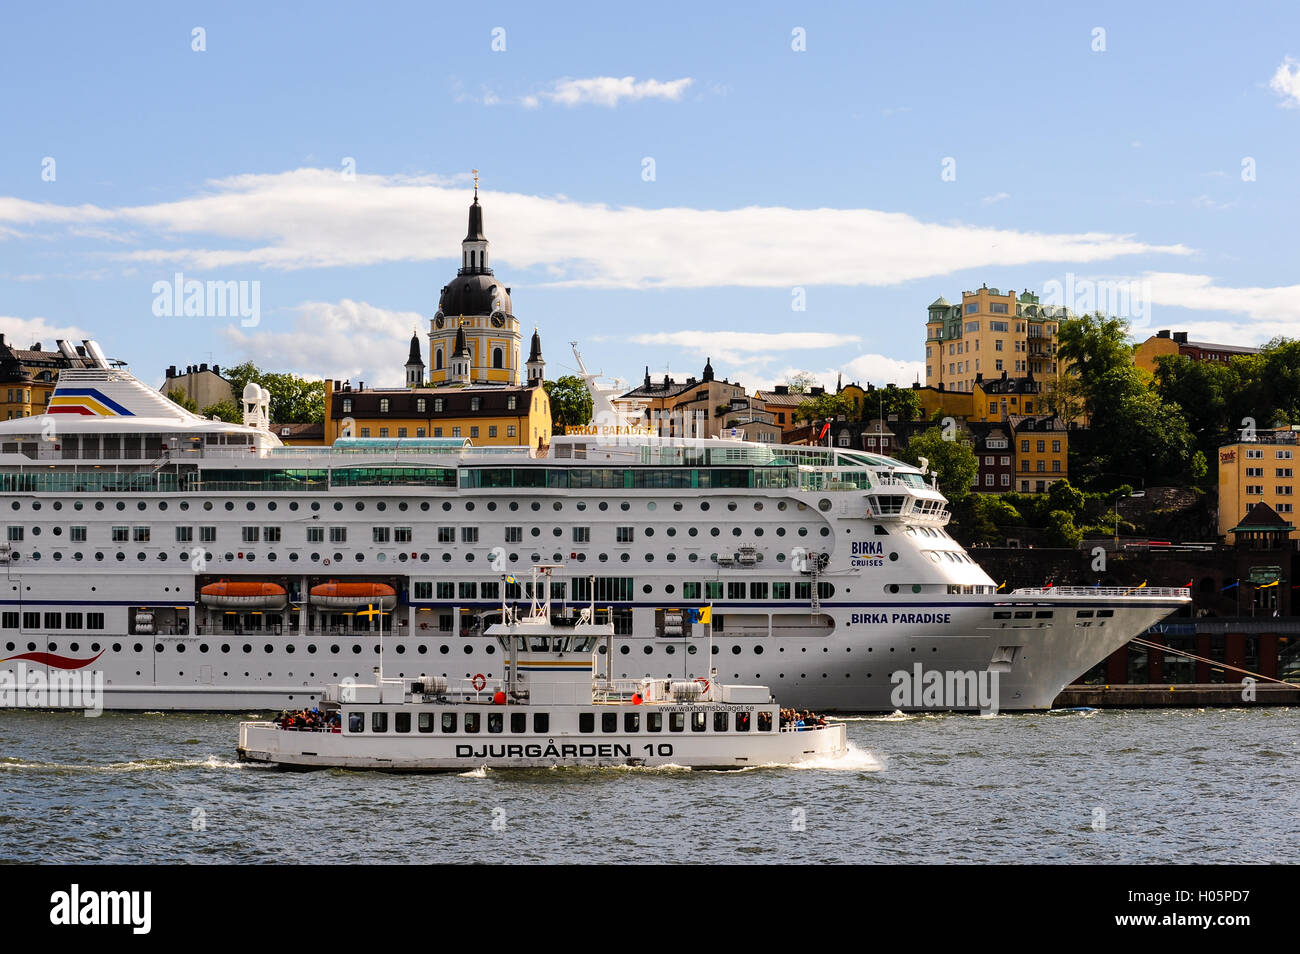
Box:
[309,581,397,610]
[238,565,848,771]
[199,580,289,610]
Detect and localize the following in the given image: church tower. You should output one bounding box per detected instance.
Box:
[526,327,545,386]
[428,172,523,386]
[405,330,425,388]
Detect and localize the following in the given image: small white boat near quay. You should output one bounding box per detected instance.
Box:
[237,565,848,771]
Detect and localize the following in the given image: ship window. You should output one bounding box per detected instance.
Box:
[993,611,1012,619]
[1035,611,1053,619]
[669,712,686,732]
[647,712,662,732]
[758,711,773,732]
[371,711,387,733]
[1014,611,1032,619]
[488,712,503,733]
[441,712,457,733]
[691,712,707,732]
[601,712,618,733]
[348,712,364,733]
[1098,609,1114,618]
[736,711,751,732]
[418,712,434,733]
[579,712,595,733]
[1076,610,1094,619]
[510,712,527,733]
[713,711,729,732]
[624,712,639,732]
[395,712,411,733]
[533,713,549,733]
[464,713,480,733]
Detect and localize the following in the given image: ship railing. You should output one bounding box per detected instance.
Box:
[1009,586,1191,599]
[779,722,830,733]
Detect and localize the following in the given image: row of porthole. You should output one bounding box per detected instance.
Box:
[9,498,810,515]
[10,549,800,567]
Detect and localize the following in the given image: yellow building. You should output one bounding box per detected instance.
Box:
[1009,415,1068,493]
[325,377,551,448]
[911,375,1043,425]
[924,286,1068,393]
[1134,329,1260,376]
[0,335,94,420]
[1217,428,1299,541]
[619,359,747,439]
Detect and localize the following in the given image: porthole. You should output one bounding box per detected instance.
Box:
[465,502,474,512]
[731,645,741,655]
[643,645,653,655]
[620,645,630,655]
[246,502,255,512]
[889,552,899,561]
[312,502,321,511]
[486,502,496,511]
[727,502,737,511]
[673,502,683,511]
[508,501,518,511]
[701,502,710,511]
[440,645,449,654]
[352,645,362,654]
[647,502,656,511]
[224,502,234,511]
[598,502,608,511]
[307,645,317,654]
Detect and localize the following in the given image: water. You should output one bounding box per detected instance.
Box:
[1,708,1295,864]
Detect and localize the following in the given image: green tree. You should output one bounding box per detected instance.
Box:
[1046,478,1084,518]
[870,384,922,422]
[543,376,594,434]
[795,392,851,422]
[896,427,978,504]
[166,389,199,413]
[1045,509,1083,548]
[785,371,818,394]
[223,361,325,424]
[202,400,241,423]
[1056,311,1135,414]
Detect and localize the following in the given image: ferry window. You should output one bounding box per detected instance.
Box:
[533,713,549,733]
[438,527,454,543]
[683,582,701,600]
[70,526,87,542]
[757,711,773,732]
[993,611,1012,619]
[601,712,618,732]
[394,527,412,543]
[371,711,388,733]
[6,527,21,542]
[200,526,216,542]
[624,712,640,732]
[241,526,259,543]
[481,581,499,600]
[395,712,411,733]
[691,712,707,732]
[348,712,364,733]
[111,526,128,542]
[132,526,150,542]
[1097,610,1114,618]
[713,711,729,732]
[464,713,480,733]
[459,582,477,599]
[1013,611,1032,619]
[579,712,595,733]
[461,527,478,543]
[22,612,40,629]
[705,581,723,600]
[436,582,454,599]
[1,613,16,629]
[488,712,503,733]
[87,613,104,629]
[647,713,662,733]
[773,582,791,599]
[413,582,432,600]
[418,712,434,733]
[44,613,61,629]
[306,527,324,543]
[669,712,686,732]
[175,527,192,542]
[65,612,83,629]
[736,711,751,732]
[329,527,347,543]
[510,712,527,733]
[616,527,634,543]
[505,526,522,543]
[1035,611,1053,619]
[1076,610,1094,619]
[441,712,457,733]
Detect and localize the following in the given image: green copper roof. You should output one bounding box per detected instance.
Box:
[928,296,951,309]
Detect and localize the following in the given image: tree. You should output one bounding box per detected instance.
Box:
[202,400,241,423]
[1045,510,1083,549]
[223,361,325,424]
[871,385,922,422]
[543,376,594,434]
[166,389,199,413]
[1055,311,1135,413]
[1046,478,1084,518]
[896,426,978,504]
[794,392,851,422]
[785,371,818,394]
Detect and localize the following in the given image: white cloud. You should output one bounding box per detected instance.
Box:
[630,330,861,364]
[0,168,1192,290]
[1269,57,1300,107]
[980,192,1010,206]
[719,353,926,394]
[1141,272,1300,341]
[0,315,93,350]
[217,299,422,388]
[539,76,693,108]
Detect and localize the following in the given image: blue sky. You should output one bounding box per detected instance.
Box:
[2,0,1299,394]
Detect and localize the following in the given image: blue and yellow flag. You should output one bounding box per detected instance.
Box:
[505,575,518,586]
[689,606,712,625]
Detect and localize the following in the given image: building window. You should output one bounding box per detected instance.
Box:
[470,397,482,411]
[488,425,497,438]
[359,427,370,438]
[1246,485,1263,495]
[433,427,443,437]
[1277,486,1294,496]
[1001,473,1011,487]
[378,427,389,438]
[507,425,516,438]
[397,427,408,438]
[452,426,461,438]
[1037,440,1045,453]
[470,426,479,438]
[379,399,389,413]
[434,399,444,412]
[342,399,352,414]
[493,348,503,369]
[416,398,426,413]
[1052,440,1061,453]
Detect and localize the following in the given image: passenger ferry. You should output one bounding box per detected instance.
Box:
[0,341,1188,712]
[237,565,847,770]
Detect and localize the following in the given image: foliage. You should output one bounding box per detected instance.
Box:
[794,392,850,422]
[202,400,241,423]
[896,427,978,505]
[1045,509,1083,548]
[785,371,818,394]
[222,361,325,424]
[871,384,922,423]
[544,376,594,434]
[166,389,199,413]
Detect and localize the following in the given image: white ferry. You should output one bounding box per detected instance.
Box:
[0,340,1188,712]
[237,565,846,770]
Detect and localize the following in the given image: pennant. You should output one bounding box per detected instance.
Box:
[1181,580,1193,588]
[996,581,1006,592]
[1221,581,1239,591]
[505,575,518,586]
[818,421,830,440]
[691,606,712,625]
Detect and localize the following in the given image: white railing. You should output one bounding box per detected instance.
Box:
[1010,586,1191,599]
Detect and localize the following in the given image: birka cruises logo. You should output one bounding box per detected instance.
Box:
[50,885,151,935]
[890,663,1000,714]
[0,654,104,716]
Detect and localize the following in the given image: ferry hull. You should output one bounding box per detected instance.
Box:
[237,720,848,771]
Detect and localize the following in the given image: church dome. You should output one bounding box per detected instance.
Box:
[437,274,512,318]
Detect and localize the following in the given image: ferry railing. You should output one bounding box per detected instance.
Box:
[1009,586,1191,599]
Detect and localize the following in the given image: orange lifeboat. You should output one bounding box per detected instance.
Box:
[309,581,397,610]
[200,580,289,610]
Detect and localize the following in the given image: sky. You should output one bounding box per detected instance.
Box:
[2,0,1299,395]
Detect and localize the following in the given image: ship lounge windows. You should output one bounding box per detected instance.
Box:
[395,712,411,733]
[348,712,364,733]
[669,712,686,732]
[647,713,663,732]
[510,712,527,733]
[691,712,707,732]
[624,713,640,732]
[441,712,457,733]
[533,713,549,733]
[488,713,503,733]
[418,713,434,733]
[464,713,480,733]
[579,712,595,733]
[602,712,618,733]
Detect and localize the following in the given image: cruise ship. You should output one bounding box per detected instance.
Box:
[0,343,1188,711]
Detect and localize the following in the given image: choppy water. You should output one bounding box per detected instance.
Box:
[0,708,1295,864]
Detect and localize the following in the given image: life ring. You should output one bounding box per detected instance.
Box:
[472,673,486,692]
[694,677,710,694]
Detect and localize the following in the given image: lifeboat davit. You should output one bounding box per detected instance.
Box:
[309,581,397,610]
[200,581,289,610]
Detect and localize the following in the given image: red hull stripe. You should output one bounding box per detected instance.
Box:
[0,649,106,669]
